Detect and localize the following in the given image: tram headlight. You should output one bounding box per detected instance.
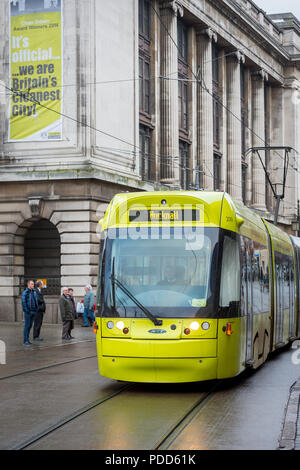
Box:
[201,322,210,331]
[189,321,200,331]
[107,321,114,329]
[116,321,125,330]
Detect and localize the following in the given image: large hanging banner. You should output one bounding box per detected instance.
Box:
[9,0,63,141]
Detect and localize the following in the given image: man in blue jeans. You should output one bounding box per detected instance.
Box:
[21,280,39,345]
[82,284,95,327]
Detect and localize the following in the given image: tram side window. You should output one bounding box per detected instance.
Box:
[220,235,240,309]
[252,242,270,315]
[283,259,290,311]
[240,237,247,317]
[274,251,294,313]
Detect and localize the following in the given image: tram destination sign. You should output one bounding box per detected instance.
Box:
[128,208,200,223]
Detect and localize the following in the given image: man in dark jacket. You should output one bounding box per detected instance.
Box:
[21,280,39,345]
[59,287,75,340]
[68,288,77,319]
[33,280,46,341]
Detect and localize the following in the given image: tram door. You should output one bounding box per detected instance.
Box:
[275,256,284,346]
[289,263,295,339]
[241,237,254,364]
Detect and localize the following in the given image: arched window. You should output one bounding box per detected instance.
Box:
[24,219,61,295]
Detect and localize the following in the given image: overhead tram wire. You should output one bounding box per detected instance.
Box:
[150,2,300,177]
[3,80,282,203]
[2,83,140,154]
[4,12,299,177]
[2,49,299,196]
[3,6,299,177]
[2,80,290,209]
[1,44,251,92]
[0,82,191,188]
[1,85,296,212]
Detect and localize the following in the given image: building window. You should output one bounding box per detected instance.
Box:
[24,219,61,296]
[178,77,188,132]
[139,0,153,180]
[139,0,151,123]
[240,64,247,159]
[140,125,152,181]
[177,18,189,141]
[212,44,221,190]
[242,161,247,204]
[139,56,150,115]
[177,19,188,62]
[212,43,220,150]
[240,64,248,204]
[139,0,150,39]
[213,153,221,191]
[179,140,190,189]
[264,83,271,210]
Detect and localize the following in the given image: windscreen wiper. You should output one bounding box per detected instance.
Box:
[110,272,163,326]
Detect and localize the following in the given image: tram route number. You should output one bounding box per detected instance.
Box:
[104,454,196,467]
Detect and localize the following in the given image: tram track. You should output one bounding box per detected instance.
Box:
[11,382,134,450]
[0,354,97,381]
[10,379,222,451]
[153,381,222,450]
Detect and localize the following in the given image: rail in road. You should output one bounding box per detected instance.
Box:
[1,342,300,450]
[14,379,222,450]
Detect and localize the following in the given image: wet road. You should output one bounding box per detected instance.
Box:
[1,339,299,450]
[168,348,300,450]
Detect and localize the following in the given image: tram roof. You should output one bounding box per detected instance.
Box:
[264,219,294,255]
[99,191,293,250]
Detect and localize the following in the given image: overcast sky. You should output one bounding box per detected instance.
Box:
[254,0,300,20]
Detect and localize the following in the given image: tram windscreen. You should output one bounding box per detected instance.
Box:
[101,227,221,318]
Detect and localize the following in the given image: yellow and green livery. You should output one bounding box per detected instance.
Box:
[94,191,300,383]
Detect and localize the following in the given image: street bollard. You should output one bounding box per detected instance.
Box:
[0,340,6,365]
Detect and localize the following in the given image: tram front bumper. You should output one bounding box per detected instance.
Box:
[99,338,217,383]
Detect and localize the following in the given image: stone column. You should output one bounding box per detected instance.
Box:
[251,69,268,211]
[196,28,217,190]
[226,51,245,201]
[281,78,300,219]
[268,86,283,214]
[159,1,182,184]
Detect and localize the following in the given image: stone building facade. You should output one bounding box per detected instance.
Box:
[0,0,300,322]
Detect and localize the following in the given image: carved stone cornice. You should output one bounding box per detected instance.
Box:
[252,68,269,81]
[234,50,245,64]
[159,0,183,17]
[226,50,245,64]
[197,27,217,43]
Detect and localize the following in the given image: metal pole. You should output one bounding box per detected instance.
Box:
[274,196,281,226]
[297,199,300,237]
[195,165,200,191]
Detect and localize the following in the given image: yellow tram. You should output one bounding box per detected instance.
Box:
[94,191,300,383]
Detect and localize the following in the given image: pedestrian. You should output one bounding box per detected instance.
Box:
[33,280,46,341]
[59,287,75,340]
[68,288,77,319]
[82,284,95,327]
[21,279,39,345]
